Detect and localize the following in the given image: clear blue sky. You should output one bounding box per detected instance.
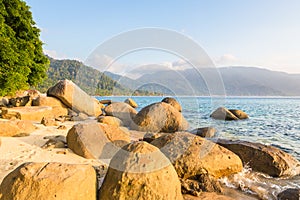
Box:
[24,0,300,73]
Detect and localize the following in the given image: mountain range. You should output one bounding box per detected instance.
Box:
[105,67,300,96]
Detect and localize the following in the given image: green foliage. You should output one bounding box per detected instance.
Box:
[38,57,162,96]
[0,0,49,96]
[38,57,128,95]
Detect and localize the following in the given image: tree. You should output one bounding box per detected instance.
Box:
[0,0,49,96]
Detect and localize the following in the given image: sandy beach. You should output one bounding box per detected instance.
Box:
[0,120,105,184]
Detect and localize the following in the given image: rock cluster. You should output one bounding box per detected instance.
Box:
[1,81,300,200]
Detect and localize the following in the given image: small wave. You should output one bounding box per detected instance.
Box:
[220,166,300,200]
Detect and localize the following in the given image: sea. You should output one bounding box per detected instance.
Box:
[96,96,300,199]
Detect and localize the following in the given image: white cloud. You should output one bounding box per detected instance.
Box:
[215,54,239,66]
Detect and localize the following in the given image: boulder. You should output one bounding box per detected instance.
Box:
[67,122,130,159]
[97,116,123,127]
[0,162,96,200]
[0,97,9,107]
[104,102,137,126]
[47,79,102,116]
[0,119,36,137]
[71,112,89,121]
[124,98,138,108]
[228,109,249,119]
[9,96,31,107]
[210,107,239,120]
[42,135,66,149]
[277,188,300,200]
[32,96,69,117]
[99,141,183,200]
[162,97,182,112]
[181,174,223,196]
[217,140,300,177]
[190,127,217,138]
[32,96,65,107]
[131,102,189,133]
[151,132,243,179]
[41,117,58,126]
[99,99,112,105]
[1,106,66,121]
[143,132,170,143]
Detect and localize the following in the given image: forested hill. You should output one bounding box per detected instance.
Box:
[37,57,127,95]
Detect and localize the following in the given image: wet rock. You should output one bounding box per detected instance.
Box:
[0,162,96,200]
[162,97,182,112]
[229,109,249,119]
[210,107,239,120]
[131,102,189,133]
[190,127,217,138]
[104,102,137,126]
[181,174,223,196]
[151,132,243,179]
[67,122,130,159]
[277,188,300,200]
[99,141,183,200]
[41,117,58,126]
[124,98,138,108]
[217,139,300,177]
[97,116,123,127]
[47,79,102,116]
[0,119,36,137]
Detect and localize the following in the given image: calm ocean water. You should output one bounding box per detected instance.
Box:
[96,96,300,199]
[98,96,300,160]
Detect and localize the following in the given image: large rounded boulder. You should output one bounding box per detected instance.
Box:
[99,141,183,200]
[161,97,182,112]
[131,102,189,133]
[217,139,300,177]
[104,102,137,126]
[151,132,243,179]
[0,162,96,200]
[67,122,130,159]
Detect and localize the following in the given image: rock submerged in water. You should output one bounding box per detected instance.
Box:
[99,141,183,200]
[131,102,189,133]
[0,162,97,200]
[217,139,300,177]
[47,79,103,117]
[67,122,130,159]
[210,107,248,120]
[151,132,243,179]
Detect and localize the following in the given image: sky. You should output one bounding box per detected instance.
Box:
[24,0,300,74]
